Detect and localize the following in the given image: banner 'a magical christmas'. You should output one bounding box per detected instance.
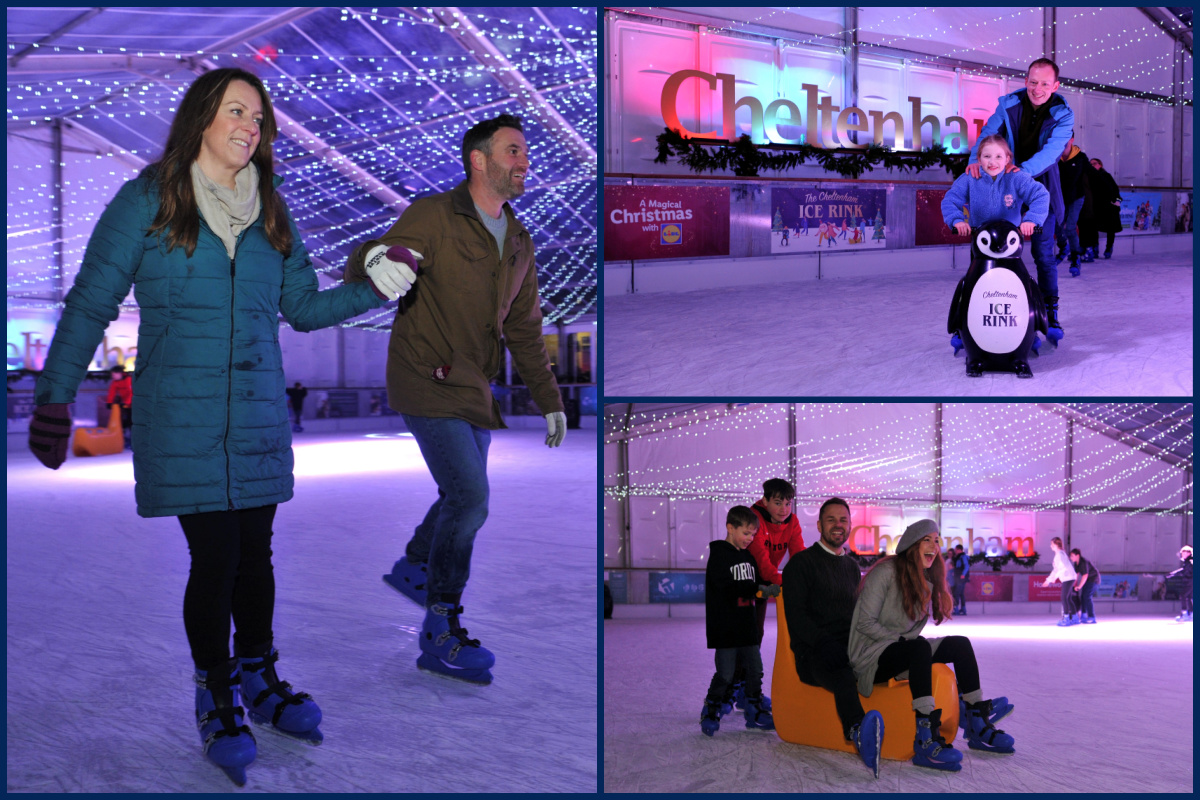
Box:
[770,187,887,253]
[604,185,730,260]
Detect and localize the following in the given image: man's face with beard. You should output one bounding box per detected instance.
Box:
[481,126,529,201]
[817,503,850,551]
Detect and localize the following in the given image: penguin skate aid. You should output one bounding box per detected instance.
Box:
[848,519,1016,773]
[698,506,776,737]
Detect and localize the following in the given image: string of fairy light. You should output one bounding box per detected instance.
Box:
[605,403,1193,517]
[617,6,1190,106]
[6,7,597,325]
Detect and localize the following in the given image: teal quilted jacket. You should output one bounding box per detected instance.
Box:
[35,169,385,517]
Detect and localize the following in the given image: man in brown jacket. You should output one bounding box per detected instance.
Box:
[345,114,566,685]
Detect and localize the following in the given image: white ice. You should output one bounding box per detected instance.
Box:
[603,610,1193,792]
[7,428,597,793]
[602,250,1193,396]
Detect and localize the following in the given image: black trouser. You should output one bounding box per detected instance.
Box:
[1182,582,1193,614]
[795,637,864,739]
[730,597,769,687]
[706,645,763,706]
[951,581,966,612]
[1061,583,1078,616]
[178,504,277,670]
[874,635,981,703]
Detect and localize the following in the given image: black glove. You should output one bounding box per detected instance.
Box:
[759,583,782,598]
[28,403,72,469]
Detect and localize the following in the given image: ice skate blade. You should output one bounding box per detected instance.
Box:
[382,573,426,607]
[913,758,963,772]
[212,762,247,786]
[417,653,493,685]
[967,741,1015,754]
[248,713,324,746]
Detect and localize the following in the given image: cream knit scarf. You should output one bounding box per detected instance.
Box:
[191,160,261,258]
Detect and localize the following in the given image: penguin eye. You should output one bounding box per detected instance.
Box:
[1007,233,1020,249]
[977,232,990,249]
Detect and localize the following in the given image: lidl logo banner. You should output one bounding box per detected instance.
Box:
[604,185,730,260]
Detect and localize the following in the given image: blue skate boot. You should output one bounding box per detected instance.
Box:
[959,696,1013,729]
[236,642,323,745]
[700,700,721,736]
[194,658,256,786]
[850,709,884,778]
[383,556,428,607]
[912,709,963,771]
[418,597,495,685]
[963,700,1016,753]
[950,333,963,355]
[743,694,774,731]
[1045,297,1064,345]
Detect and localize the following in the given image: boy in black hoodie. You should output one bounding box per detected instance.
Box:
[700,506,778,736]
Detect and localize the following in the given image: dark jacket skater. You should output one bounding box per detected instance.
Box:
[1088,164,1123,234]
[706,539,761,649]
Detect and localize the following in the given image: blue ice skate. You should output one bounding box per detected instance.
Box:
[959,696,1013,729]
[743,695,774,731]
[383,556,428,607]
[950,333,963,355]
[236,644,323,745]
[963,701,1016,753]
[418,601,495,685]
[912,709,962,771]
[851,709,884,778]
[700,700,721,736]
[195,659,256,786]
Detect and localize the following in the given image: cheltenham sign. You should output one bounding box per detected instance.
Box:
[660,69,980,151]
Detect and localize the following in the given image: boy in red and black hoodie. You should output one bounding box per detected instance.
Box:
[749,478,806,640]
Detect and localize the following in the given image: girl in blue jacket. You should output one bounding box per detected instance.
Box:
[942,135,1050,238]
[27,69,411,785]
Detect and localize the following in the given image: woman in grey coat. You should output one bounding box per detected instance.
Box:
[848,520,1015,772]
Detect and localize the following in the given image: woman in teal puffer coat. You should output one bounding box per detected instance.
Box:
[28,68,412,785]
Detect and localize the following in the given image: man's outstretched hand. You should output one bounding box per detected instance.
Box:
[29,403,72,469]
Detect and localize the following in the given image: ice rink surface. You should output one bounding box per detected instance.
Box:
[7,429,597,793]
[604,612,1193,793]
[603,250,1193,397]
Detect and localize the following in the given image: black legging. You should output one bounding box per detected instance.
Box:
[874,635,980,701]
[178,504,277,670]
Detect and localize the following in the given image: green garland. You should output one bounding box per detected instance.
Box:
[968,551,1041,572]
[654,127,969,179]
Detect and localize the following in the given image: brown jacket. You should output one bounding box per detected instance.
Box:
[345,181,563,429]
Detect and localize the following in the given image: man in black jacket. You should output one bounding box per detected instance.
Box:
[781,497,883,777]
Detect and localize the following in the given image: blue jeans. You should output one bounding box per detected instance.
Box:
[1029,213,1059,298]
[401,414,491,604]
[706,645,763,705]
[1055,197,1084,257]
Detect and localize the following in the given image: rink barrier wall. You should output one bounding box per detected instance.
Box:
[609,599,1184,620]
[604,232,1193,295]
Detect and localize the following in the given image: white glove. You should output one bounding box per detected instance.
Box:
[545,412,567,448]
[364,245,422,300]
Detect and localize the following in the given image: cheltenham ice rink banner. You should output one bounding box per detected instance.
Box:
[1119,192,1161,234]
[770,187,887,253]
[603,185,730,261]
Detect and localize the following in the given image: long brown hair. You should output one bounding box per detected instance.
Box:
[862,546,954,625]
[147,67,292,257]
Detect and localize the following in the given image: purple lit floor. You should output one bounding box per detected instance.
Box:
[603,611,1193,793]
[602,249,1193,396]
[7,428,597,793]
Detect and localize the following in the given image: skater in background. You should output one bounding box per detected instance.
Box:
[698,506,776,736]
[1042,537,1080,626]
[350,113,567,685]
[849,520,1015,773]
[106,364,133,449]
[1055,134,1091,277]
[1069,548,1100,624]
[781,498,884,778]
[1166,545,1192,622]
[942,135,1049,241]
[26,68,409,785]
[948,544,970,616]
[966,58,1074,344]
[285,381,307,431]
[1085,158,1122,258]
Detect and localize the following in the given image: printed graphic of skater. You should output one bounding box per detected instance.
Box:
[1166,545,1192,622]
[780,226,790,247]
[800,216,809,235]
[839,218,849,240]
[25,68,409,785]
[699,506,776,737]
[942,135,1049,241]
[966,58,1074,345]
[780,498,885,778]
[1068,548,1100,623]
[849,519,1016,773]
[353,113,568,686]
[1042,537,1079,625]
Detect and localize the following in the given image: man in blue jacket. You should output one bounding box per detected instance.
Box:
[966,58,1074,344]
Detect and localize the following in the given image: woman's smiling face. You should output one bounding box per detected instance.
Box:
[917,533,941,568]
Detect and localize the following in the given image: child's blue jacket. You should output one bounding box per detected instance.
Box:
[941,168,1050,229]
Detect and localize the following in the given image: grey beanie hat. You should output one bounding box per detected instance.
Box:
[896,519,940,554]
